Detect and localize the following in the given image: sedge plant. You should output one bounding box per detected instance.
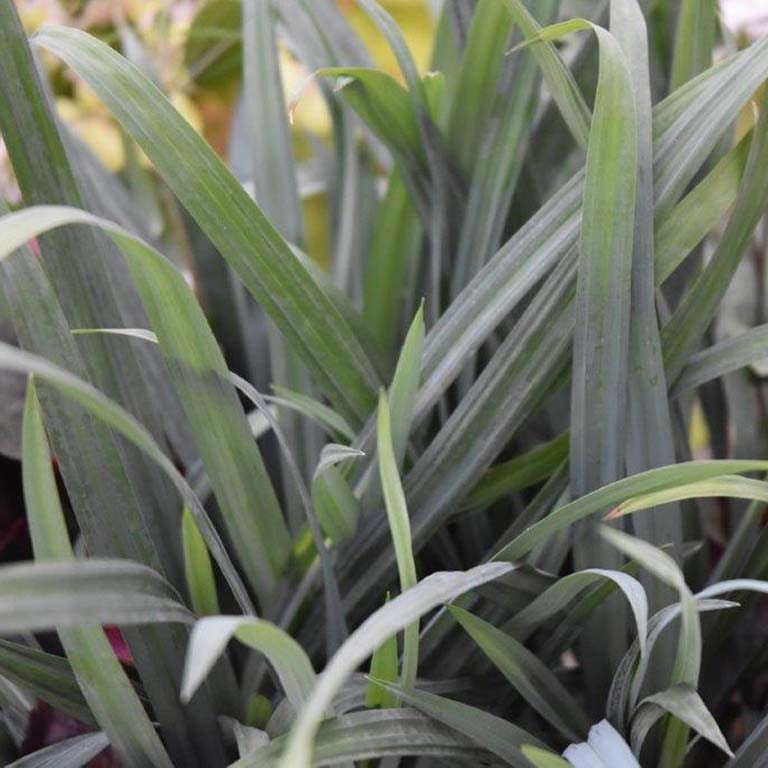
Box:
[1,0,768,765]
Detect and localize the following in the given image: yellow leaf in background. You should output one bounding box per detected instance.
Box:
[17,0,61,33]
[171,91,204,135]
[689,401,712,459]
[76,120,125,172]
[74,80,107,115]
[339,0,434,77]
[303,192,331,270]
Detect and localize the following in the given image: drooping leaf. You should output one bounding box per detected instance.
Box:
[237,708,487,767]
[0,559,192,633]
[507,568,648,661]
[278,562,513,767]
[0,339,251,614]
[7,731,110,768]
[497,460,768,562]
[181,617,316,712]
[631,685,732,759]
[370,679,545,767]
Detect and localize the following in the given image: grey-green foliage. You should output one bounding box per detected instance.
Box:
[1,0,768,765]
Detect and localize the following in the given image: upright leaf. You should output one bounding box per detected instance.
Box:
[387,304,425,469]
[34,25,381,425]
[543,15,638,680]
[670,0,716,92]
[182,508,220,617]
[21,381,173,768]
[377,391,419,689]
[0,7,223,760]
[0,204,288,605]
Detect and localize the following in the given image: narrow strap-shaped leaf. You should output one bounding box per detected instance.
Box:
[365,601,398,710]
[362,167,423,358]
[612,0,682,577]
[0,339,251,614]
[663,88,768,383]
[462,432,568,512]
[243,0,302,241]
[533,15,638,679]
[654,132,751,285]
[670,0,717,92]
[508,568,648,660]
[672,323,768,396]
[237,708,486,767]
[181,617,316,711]
[0,640,95,726]
[278,562,513,767]
[502,0,592,150]
[450,605,591,743]
[388,304,425,469]
[497,460,768,561]
[0,559,192,632]
[33,25,380,426]
[607,475,768,519]
[631,685,732,759]
[371,679,545,767]
[182,508,220,617]
[600,527,700,765]
[444,0,515,173]
[7,731,109,768]
[0,204,285,605]
[22,382,173,768]
[377,391,419,689]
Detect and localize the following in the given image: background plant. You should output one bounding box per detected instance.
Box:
[1,0,768,766]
